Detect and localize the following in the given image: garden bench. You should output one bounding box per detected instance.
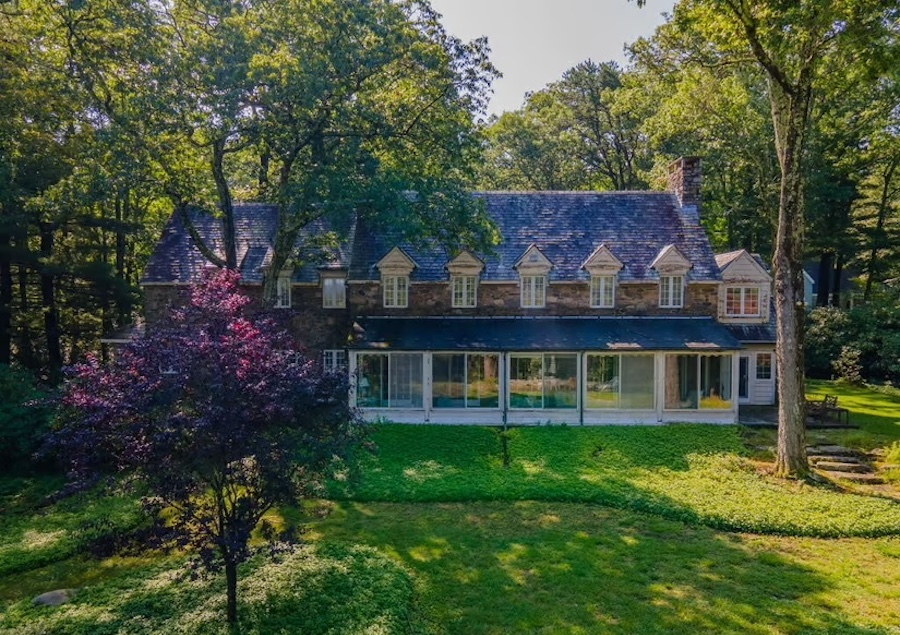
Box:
[806,394,850,426]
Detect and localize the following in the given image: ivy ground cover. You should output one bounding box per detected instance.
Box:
[333,423,900,537]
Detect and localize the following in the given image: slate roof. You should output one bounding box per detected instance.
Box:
[350,317,742,352]
[144,192,722,285]
[723,322,777,344]
[142,205,353,284]
[351,192,722,283]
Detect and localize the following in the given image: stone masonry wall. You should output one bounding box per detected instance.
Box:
[350,281,719,318]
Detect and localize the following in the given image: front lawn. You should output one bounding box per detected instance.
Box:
[333,423,900,537]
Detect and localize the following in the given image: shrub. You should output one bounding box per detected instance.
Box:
[805,306,853,379]
[0,366,52,474]
[833,346,864,384]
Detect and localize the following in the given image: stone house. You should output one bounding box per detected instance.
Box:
[142,157,776,425]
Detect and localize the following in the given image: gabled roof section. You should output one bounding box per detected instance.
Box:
[717,249,772,283]
[581,243,624,274]
[650,244,691,275]
[446,250,485,276]
[376,246,417,276]
[514,244,553,274]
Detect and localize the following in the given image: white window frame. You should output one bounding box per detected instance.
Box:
[659,275,684,308]
[323,349,347,373]
[756,353,773,380]
[383,275,409,308]
[725,286,761,317]
[275,274,292,309]
[520,275,546,308]
[451,275,478,308]
[590,275,616,308]
[322,277,347,309]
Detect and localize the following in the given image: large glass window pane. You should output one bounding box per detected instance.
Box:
[665,354,698,409]
[586,354,619,408]
[700,355,733,409]
[433,354,466,408]
[545,354,577,409]
[389,354,422,408]
[467,354,499,408]
[620,355,655,409]
[358,354,388,408]
[510,355,543,408]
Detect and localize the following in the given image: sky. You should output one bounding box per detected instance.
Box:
[428,0,676,117]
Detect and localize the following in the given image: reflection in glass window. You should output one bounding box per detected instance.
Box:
[585,354,655,409]
[356,353,422,408]
[432,353,499,408]
[509,353,577,409]
[665,354,732,410]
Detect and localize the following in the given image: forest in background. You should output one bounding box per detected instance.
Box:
[1,0,898,384]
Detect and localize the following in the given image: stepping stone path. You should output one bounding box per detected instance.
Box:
[806,445,885,484]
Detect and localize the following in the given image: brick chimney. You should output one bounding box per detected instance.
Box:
[667,156,701,223]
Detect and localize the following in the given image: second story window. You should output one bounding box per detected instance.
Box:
[725,286,760,317]
[659,275,684,308]
[590,275,616,308]
[452,275,477,308]
[521,275,546,308]
[383,275,409,308]
[322,277,346,309]
[275,273,292,309]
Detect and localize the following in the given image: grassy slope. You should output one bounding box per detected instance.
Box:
[334,423,900,537]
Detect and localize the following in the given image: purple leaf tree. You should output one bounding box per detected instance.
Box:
[53,269,362,624]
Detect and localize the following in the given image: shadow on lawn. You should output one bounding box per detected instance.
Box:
[320,500,893,635]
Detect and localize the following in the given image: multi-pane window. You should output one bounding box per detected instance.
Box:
[323,349,346,373]
[509,353,578,409]
[520,275,546,308]
[451,275,477,308]
[590,275,616,308]
[664,354,733,410]
[383,275,409,308]
[725,286,760,317]
[275,274,292,308]
[756,353,773,380]
[432,353,499,408]
[585,354,655,409]
[356,353,423,408]
[322,277,346,308]
[659,275,684,308]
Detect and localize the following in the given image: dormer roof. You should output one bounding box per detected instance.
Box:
[650,244,691,275]
[376,246,417,276]
[446,250,485,276]
[514,244,553,274]
[716,249,771,283]
[581,243,624,274]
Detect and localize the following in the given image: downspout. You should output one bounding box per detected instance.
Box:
[501,352,508,431]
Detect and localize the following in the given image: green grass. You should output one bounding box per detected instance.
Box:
[333,423,900,537]
[806,379,900,445]
[0,544,415,635]
[309,501,900,635]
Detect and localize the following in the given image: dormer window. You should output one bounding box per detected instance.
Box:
[590,275,616,308]
[322,277,346,309]
[725,286,760,317]
[383,275,408,308]
[275,273,292,308]
[521,275,546,308]
[376,247,416,309]
[659,275,684,308]
[452,275,477,308]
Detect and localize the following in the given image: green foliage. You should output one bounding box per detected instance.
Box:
[334,423,900,537]
[833,346,864,385]
[0,366,51,473]
[0,545,415,635]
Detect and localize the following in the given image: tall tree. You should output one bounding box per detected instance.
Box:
[633,0,899,477]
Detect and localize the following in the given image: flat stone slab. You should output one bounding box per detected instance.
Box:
[815,461,873,474]
[819,471,885,484]
[33,589,78,607]
[809,455,863,465]
[807,445,864,458]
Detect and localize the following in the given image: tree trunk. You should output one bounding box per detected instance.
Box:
[39,222,62,383]
[212,139,237,270]
[225,560,238,624]
[832,253,844,308]
[863,158,898,301]
[0,230,12,365]
[769,77,810,479]
[115,189,129,327]
[815,251,832,307]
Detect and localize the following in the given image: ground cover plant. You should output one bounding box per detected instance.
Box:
[332,423,900,537]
